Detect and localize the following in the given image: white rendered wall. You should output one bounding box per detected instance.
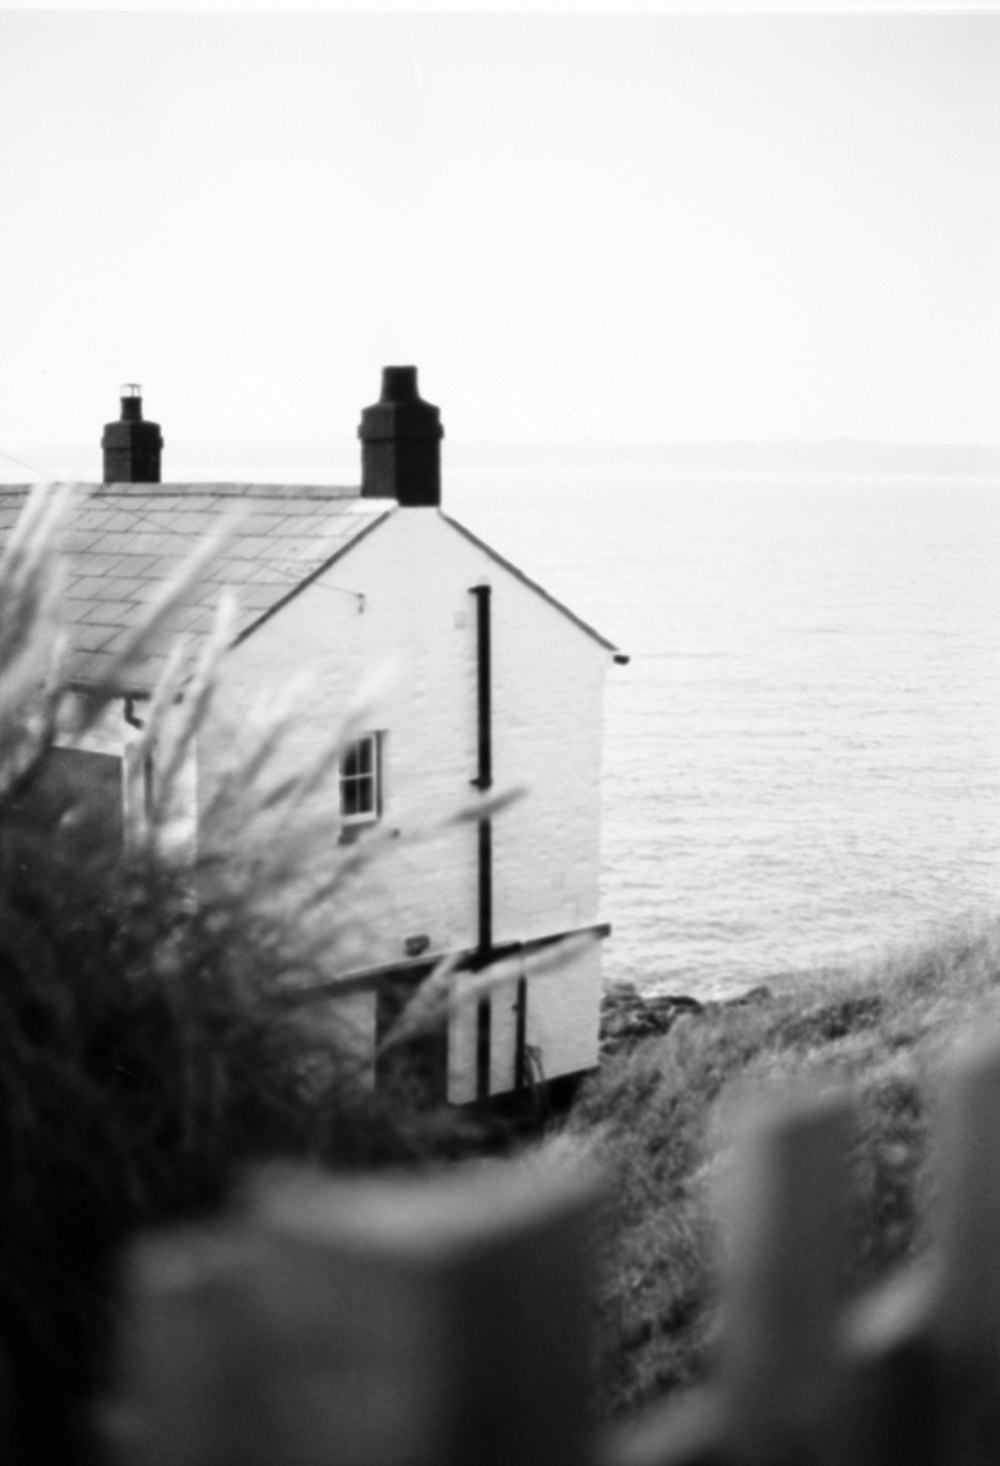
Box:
[198,506,611,1095]
[447,940,604,1104]
[54,694,164,851]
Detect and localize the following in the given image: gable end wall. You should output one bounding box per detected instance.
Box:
[197,508,610,1096]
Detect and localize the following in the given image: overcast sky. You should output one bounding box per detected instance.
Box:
[1,5,997,462]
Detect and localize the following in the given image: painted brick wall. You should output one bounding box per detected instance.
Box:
[447,940,604,1104]
[199,507,611,1095]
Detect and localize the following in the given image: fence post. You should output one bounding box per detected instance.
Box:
[929,1035,1000,1464]
[107,1161,600,1466]
[102,1224,265,1466]
[717,1088,853,1466]
[934,1036,1000,1359]
[840,1265,939,1466]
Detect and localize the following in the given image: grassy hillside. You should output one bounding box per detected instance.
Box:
[566,922,1000,1419]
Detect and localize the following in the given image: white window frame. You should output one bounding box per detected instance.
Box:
[339,732,384,828]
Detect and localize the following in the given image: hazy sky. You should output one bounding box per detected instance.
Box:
[1,5,998,460]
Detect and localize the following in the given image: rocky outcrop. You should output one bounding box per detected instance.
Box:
[600,980,773,1059]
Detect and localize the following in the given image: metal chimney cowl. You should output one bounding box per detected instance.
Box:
[101,384,163,484]
[358,366,443,507]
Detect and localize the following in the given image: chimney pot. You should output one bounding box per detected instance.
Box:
[119,383,144,422]
[380,365,420,404]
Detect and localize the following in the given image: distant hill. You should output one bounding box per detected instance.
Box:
[447,439,1000,478]
[3,437,998,486]
[645,440,1000,476]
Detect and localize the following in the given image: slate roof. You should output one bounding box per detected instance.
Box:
[0,483,391,692]
[0,479,623,696]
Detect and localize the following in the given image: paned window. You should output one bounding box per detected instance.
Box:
[340,733,383,826]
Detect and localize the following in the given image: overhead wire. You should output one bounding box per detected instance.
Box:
[0,444,54,478]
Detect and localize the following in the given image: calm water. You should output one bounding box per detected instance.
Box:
[448,470,1000,1001]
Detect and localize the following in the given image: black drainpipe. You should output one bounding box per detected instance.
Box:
[470,584,493,1101]
[514,972,528,1092]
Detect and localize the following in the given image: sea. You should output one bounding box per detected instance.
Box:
[7,442,1000,1005]
[446,464,1000,1003]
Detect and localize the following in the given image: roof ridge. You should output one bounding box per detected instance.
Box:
[94,483,362,500]
[0,483,366,500]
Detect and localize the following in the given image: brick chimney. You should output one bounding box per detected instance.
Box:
[358,366,443,506]
[102,384,163,484]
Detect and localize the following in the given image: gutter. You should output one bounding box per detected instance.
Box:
[282,922,613,1003]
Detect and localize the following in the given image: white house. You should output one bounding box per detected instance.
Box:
[0,369,626,1105]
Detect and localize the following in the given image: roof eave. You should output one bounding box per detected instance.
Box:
[231,505,395,650]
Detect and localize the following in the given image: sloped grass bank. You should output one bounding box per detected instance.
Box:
[570,922,1000,1419]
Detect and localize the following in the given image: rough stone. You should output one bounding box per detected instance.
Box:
[599,980,773,1059]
